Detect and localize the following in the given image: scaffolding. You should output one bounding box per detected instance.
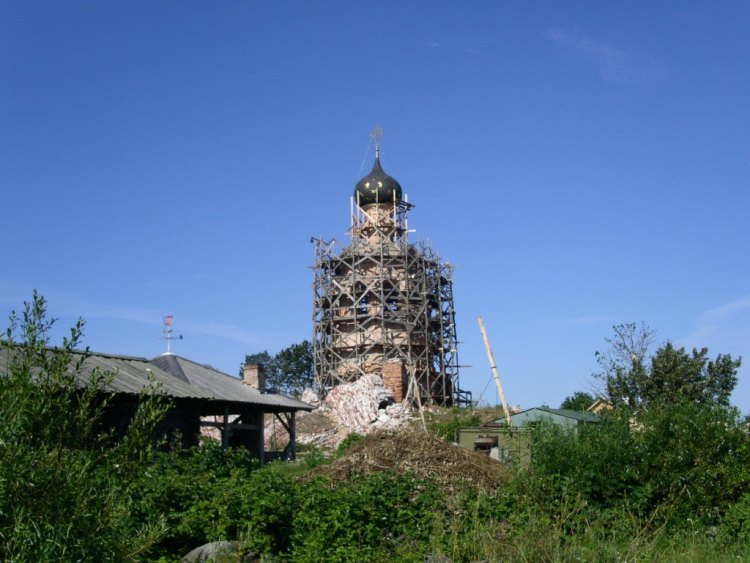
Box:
[312,192,469,406]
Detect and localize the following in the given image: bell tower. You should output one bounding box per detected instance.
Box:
[312,134,468,406]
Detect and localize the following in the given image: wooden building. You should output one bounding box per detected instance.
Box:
[2,349,312,461]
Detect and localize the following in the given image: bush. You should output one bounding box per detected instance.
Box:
[121,442,261,559]
[527,402,750,526]
[720,492,750,548]
[528,410,641,506]
[4,296,749,561]
[289,472,444,561]
[0,293,168,561]
[336,432,364,455]
[426,408,482,441]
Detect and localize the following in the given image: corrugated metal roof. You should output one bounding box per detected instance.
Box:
[77,352,212,398]
[150,354,313,411]
[1,348,312,411]
[489,406,601,426]
[0,348,201,398]
[538,408,601,422]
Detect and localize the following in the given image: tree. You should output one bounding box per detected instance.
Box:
[243,350,275,377]
[594,323,740,409]
[560,391,595,411]
[243,341,314,397]
[272,340,314,395]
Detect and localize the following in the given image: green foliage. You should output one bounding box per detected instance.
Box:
[595,323,740,408]
[426,407,482,441]
[242,350,273,368]
[131,464,445,561]
[4,300,750,561]
[719,492,750,547]
[649,342,739,406]
[298,448,328,471]
[289,472,444,562]
[273,340,314,395]
[560,390,595,411]
[528,411,640,506]
[244,340,314,396]
[336,432,364,455]
[126,445,276,559]
[120,431,750,561]
[1,292,103,450]
[0,292,169,561]
[527,401,750,525]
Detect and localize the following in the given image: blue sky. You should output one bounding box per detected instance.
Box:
[2,2,749,412]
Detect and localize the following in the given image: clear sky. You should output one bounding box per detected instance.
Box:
[2,1,749,413]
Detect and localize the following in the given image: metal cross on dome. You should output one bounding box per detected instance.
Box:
[370,126,384,156]
[370,126,383,143]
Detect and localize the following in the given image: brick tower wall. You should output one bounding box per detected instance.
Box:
[382,361,405,403]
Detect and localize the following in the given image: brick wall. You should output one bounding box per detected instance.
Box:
[243,363,265,392]
[382,361,405,402]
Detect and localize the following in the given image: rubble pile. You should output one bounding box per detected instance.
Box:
[323,374,413,434]
[302,428,509,493]
[265,375,415,449]
[299,388,321,408]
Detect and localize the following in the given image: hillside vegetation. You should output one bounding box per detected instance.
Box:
[2,295,749,562]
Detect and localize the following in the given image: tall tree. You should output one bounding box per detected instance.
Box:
[594,323,740,408]
[560,391,595,411]
[272,340,314,396]
[243,341,314,397]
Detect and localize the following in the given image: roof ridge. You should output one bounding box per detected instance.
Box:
[161,354,239,380]
[70,348,148,362]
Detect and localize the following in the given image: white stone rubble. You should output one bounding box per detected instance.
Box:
[299,388,322,408]
[266,375,415,449]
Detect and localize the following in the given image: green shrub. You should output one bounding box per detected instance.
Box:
[528,410,642,506]
[0,293,168,561]
[5,295,749,561]
[427,409,482,441]
[336,432,364,455]
[289,472,444,561]
[719,492,750,546]
[527,402,750,526]
[124,443,260,559]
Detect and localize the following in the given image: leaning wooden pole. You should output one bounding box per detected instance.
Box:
[477,316,512,427]
[404,364,427,431]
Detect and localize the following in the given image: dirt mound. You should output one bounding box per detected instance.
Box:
[302,429,509,493]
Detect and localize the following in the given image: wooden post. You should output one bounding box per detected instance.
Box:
[405,363,427,431]
[288,412,296,461]
[478,316,512,427]
[257,410,265,464]
[221,406,230,448]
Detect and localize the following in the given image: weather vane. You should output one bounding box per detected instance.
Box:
[161,315,183,354]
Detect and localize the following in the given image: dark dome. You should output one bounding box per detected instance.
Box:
[354,152,402,207]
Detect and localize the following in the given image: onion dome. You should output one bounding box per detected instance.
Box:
[354,148,402,207]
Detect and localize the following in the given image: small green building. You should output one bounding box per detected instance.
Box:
[457,407,601,467]
[494,407,601,431]
[456,426,532,466]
